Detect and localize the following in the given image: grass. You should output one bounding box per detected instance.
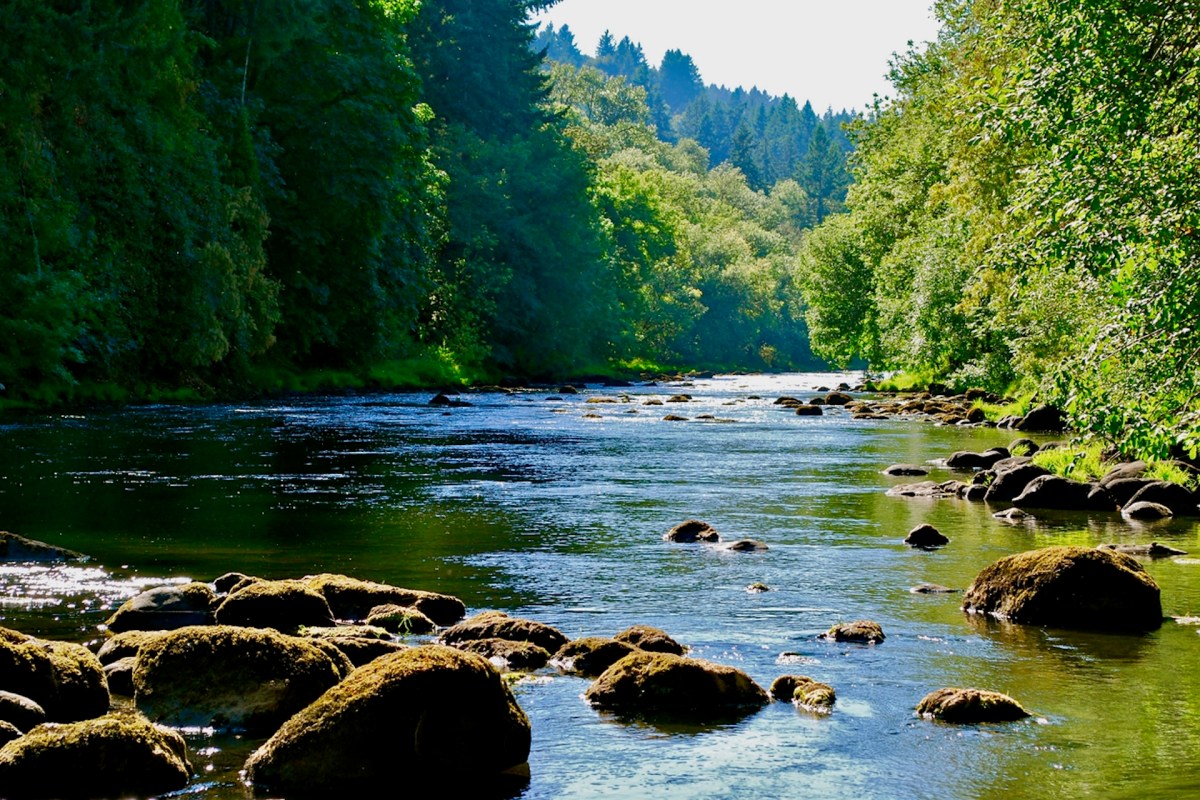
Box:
[1145,460,1200,491]
[872,369,939,393]
[1031,443,1109,482]
[973,392,1035,424]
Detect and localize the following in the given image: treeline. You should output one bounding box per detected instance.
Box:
[799,0,1200,459]
[0,0,828,405]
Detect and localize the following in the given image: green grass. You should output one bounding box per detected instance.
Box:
[1145,461,1200,491]
[872,369,939,393]
[973,392,1035,423]
[1031,443,1109,482]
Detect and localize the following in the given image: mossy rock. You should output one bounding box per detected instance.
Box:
[962,546,1163,631]
[769,675,836,712]
[301,574,466,626]
[244,645,530,795]
[454,638,551,672]
[0,628,109,722]
[916,687,1030,723]
[0,712,192,799]
[213,572,258,594]
[298,624,392,640]
[95,629,169,665]
[663,520,720,543]
[584,651,768,717]
[133,625,343,734]
[103,657,137,697]
[613,625,686,655]
[104,582,217,633]
[318,637,409,668]
[0,691,45,733]
[214,580,336,632]
[551,638,636,677]
[440,611,568,654]
[365,604,437,635]
[0,531,85,563]
[820,620,885,644]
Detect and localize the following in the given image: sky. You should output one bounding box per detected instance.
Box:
[530,0,942,112]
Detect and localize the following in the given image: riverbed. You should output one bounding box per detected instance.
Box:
[2,373,1199,798]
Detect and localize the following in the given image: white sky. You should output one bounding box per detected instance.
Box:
[530,0,941,112]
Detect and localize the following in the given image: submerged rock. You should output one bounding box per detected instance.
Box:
[244,646,530,795]
[992,507,1033,523]
[104,582,217,633]
[916,687,1030,723]
[962,546,1163,631]
[583,652,768,716]
[1099,542,1187,558]
[769,675,836,712]
[820,620,885,644]
[722,539,769,552]
[214,580,336,632]
[0,532,85,563]
[887,480,968,499]
[663,519,721,543]
[746,582,771,593]
[440,611,569,655]
[0,628,108,722]
[904,524,949,548]
[1011,475,1115,511]
[552,637,636,677]
[883,464,929,476]
[1121,501,1175,521]
[1125,482,1199,517]
[910,584,959,594]
[613,625,686,656]
[134,625,343,733]
[794,404,823,416]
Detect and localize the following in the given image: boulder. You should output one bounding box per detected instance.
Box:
[794,404,823,416]
[0,691,45,733]
[551,638,637,677]
[428,393,471,408]
[962,546,1163,631]
[583,651,768,716]
[723,539,769,552]
[663,519,720,543]
[0,721,19,747]
[887,480,969,499]
[1121,501,1175,521]
[103,657,137,697]
[1105,478,1156,507]
[213,572,257,594]
[883,464,929,476]
[213,579,335,632]
[769,675,836,712]
[315,637,409,668]
[365,604,437,635]
[95,630,169,666]
[613,625,686,655]
[904,524,949,548]
[820,620,885,644]
[439,611,568,655]
[1125,481,1199,516]
[301,574,466,626]
[0,532,84,563]
[104,582,217,633]
[746,582,771,593]
[0,713,191,799]
[983,464,1051,503]
[244,646,530,795]
[993,507,1033,523]
[1099,461,1148,486]
[0,628,109,722]
[1016,405,1066,432]
[1011,475,1115,511]
[825,392,853,406]
[916,688,1030,723]
[962,484,988,501]
[133,625,344,733]
[946,450,1003,470]
[910,584,958,594]
[452,639,550,672]
[1007,438,1040,456]
[1099,542,1187,558]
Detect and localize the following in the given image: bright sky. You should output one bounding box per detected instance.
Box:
[530,0,941,112]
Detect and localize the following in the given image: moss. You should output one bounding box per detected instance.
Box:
[0,628,108,722]
[214,580,335,632]
[584,651,768,717]
[613,625,686,655]
[301,573,466,626]
[769,675,836,712]
[365,604,437,636]
[95,630,169,665]
[297,624,391,640]
[820,620,885,644]
[551,638,636,677]
[455,639,551,672]
[917,688,1030,723]
[440,611,568,654]
[0,712,191,798]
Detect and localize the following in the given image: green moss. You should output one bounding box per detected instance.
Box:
[583,651,768,715]
[0,628,108,721]
[302,573,465,626]
[917,688,1030,723]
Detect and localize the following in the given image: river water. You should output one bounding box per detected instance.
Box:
[2,373,1199,799]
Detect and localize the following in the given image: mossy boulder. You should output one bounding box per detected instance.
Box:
[213,572,258,594]
[244,645,530,795]
[440,611,568,654]
[820,620,885,644]
[301,574,466,626]
[916,688,1030,723]
[0,532,84,563]
[962,546,1163,631]
[769,675,836,712]
[551,638,637,677]
[133,625,344,733]
[663,520,720,543]
[0,691,45,733]
[365,603,437,635]
[104,582,216,633]
[0,713,192,799]
[794,404,823,416]
[613,625,686,655]
[316,637,409,668]
[214,580,336,632]
[0,628,109,722]
[454,638,551,672]
[583,651,768,717]
[95,630,169,665]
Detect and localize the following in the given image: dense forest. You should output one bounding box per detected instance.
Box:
[799,0,1200,459]
[0,0,837,406]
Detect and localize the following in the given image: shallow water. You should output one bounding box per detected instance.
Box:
[2,373,1200,799]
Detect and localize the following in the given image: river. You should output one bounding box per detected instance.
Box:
[2,373,1199,798]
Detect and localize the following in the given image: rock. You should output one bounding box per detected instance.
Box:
[1007,438,1040,456]
[910,584,959,594]
[945,451,987,470]
[1100,460,1149,486]
[365,604,437,635]
[1104,478,1156,507]
[1121,501,1175,521]
[585,397,617,404]
[0,628,109,722]
[806,397,826,405]
[769,675,836,712]
[95,630,168,665]
[884,464,929,476]
[1011,475,1115,511]
[916,688,1030,723]
[0,721,20,747]
[613,625,686,655]
[318,637,410,667]
[983,464,1053,503]
[428,393,471,407]
[746,582,771,593]
[583,651,768,716]
[244,646,530,794]
[904,524,949,548]
[133,625,344,733]
[439,611,569,655]
[302,574,466,626]
[962,546,1163,631]
[887,480,968,499]
[662,414,689,421]
[993,507,1033,523]
[0,532,84,563]
[825,392,853,405]
[453,639,550,672]
[1125,481,1199,516]
[723,539,769,552]
[664,519,720,543]
[962,484,988,501]
[0,713,192,799]
[214,580,336,632]
[104,582,217,633]
[794,404,823,416]
[773,396,802,406]
[213,572,256,594]
[551,638,637,677]
[819,620,885,644]
[558,384,579,395]
[103,657,137,696]
[1016,404,1066,432]
[0,691,45,733]
[1099,542,1187,558]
